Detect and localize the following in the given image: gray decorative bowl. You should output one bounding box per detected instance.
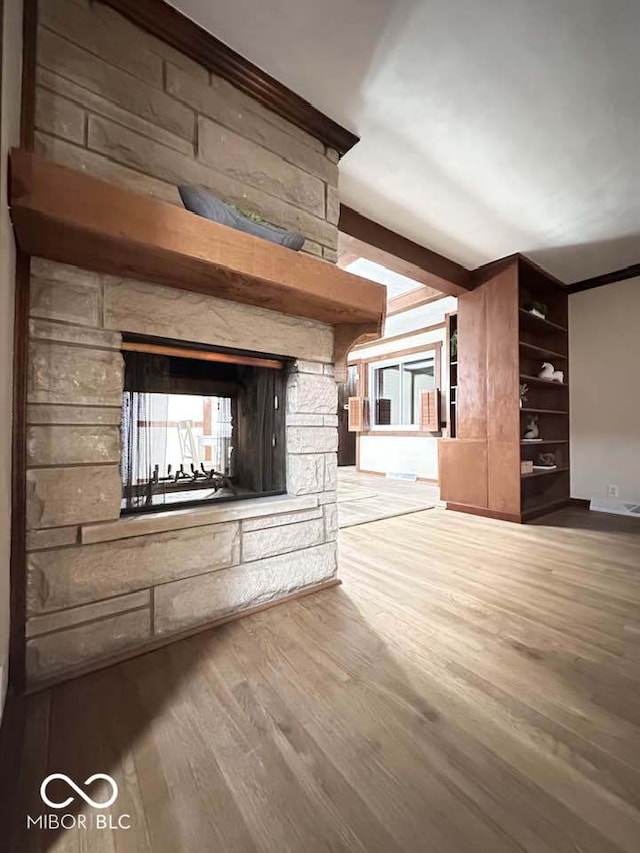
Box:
[178,185,305,251]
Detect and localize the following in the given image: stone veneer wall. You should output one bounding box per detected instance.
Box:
[21,0,346,684]
[34,0,340,260]
[25,259,340,685]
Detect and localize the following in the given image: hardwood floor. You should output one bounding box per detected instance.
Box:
[8,504,640,852]
[338,466,441,528]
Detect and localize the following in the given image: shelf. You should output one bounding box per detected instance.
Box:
[521,439,568,445]
[521,466,569,480]
[519,341,568,361]
[519,308,567,336]
[520,373,568,388]
[520,408,568,415]
[9,149,386,375]
[450,360,458,366]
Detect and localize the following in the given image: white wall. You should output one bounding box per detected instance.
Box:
[570,277,640,502]
[351,295,456,479]
[0,0,23,717]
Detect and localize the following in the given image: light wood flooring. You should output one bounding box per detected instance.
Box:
[9,504,640,852]
[337,466,440,527]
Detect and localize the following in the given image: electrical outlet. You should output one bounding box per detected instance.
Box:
[607,484,619,498]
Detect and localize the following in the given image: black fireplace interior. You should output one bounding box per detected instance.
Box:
[121,336,288,514]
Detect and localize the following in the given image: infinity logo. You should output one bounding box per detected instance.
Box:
[40,774,119,810]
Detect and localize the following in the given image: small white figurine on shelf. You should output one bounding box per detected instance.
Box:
[523,414,540,440]
[538,362,564,383]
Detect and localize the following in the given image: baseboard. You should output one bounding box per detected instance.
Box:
[26,577,342,694]
[446,502,521,523]
[356,467,439,485]
[569,498,591,508]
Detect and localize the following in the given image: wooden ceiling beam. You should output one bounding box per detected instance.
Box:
[566,263,640,294]
[339,206,474,297]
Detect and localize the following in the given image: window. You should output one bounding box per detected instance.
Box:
[370,351,437,428]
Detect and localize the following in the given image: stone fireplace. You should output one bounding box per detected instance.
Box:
[15,0,383,688]
[25,261,340,685]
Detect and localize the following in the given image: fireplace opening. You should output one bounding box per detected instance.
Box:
[121,335,289,514]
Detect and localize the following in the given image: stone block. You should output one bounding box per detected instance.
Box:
[241,507,322,532]
[286,454,324,495]
[26,589,150,637]
[323,247,339,264]
[37,68,194,157]
[323,414,339,427]
[327,147,340,164]
[28,341,124,406]
[102,277,334,363]
[86,115,337,249]
[81,495,319,544]
[36,132,180,205]
[35,87,85,144]
[26,608,151,682]
[27,522,241,613]
[29,319,121,351]
[26,465,122,530]
[27,526,79,552]
[27,425,121,467]
[324,453,338,490]
[318,490,338,505]
[38,28,194,141]
[242,518,325,562]
[27,404,121,425]
[323,364,335,376]
[153,542,337,635]
[287,373,337,415]
[166,63,327,160]
[91,3,210,84]
[293,360,325,375]
[40,0,163,86]
[326,185,340,225]
[286,414,325,427]
[324,503,339,541]
[287,426,338,454]
[198,117,325,216]
[30,259,100,326]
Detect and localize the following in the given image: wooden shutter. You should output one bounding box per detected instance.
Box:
[348,397,365,432]
[419,389,440,432]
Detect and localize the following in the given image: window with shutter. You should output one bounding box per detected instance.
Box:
[368,350,439,429]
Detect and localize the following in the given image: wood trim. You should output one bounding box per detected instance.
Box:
[566,264,640,294]
[9,254,30,694]
[99,0,358,156]
[25,578,342,693]
[339,207,473,296]
[349,321,446,355]
[7,0,39,696]
[446,502,521,523]
[386,290,446,317]
[0,690,27,829]
[121,340,285,370]
[363,340,442,366]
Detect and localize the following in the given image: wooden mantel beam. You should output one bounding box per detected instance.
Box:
[339,206,474,297]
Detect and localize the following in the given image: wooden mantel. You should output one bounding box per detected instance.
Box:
[9,149,385,379]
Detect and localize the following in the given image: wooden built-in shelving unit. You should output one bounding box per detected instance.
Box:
[439,255,570,522]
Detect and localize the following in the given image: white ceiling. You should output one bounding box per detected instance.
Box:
[171,0,640,283]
